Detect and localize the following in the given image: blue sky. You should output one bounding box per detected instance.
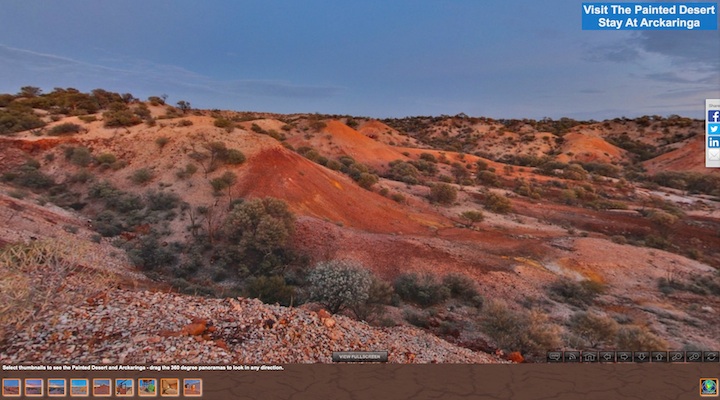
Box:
[0,1,718,120]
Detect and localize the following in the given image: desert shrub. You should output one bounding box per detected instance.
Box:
[403,309,433,328]
[148,96,165,106]
[93,210,125,237]
[548,279,604,307]
[210,171,237,194]
[130,168,153,185]
[481,300,562,356]
[563,164,589,181]
[451,162,470,184]
[48,122,82,136]
[394,273,450,307]
[0,105,46,135]
[647,210,678,227]
[224,197,295,255]
[442,273,482,305]
[460,210,484,227]
[568,311,619,348]
[155,136,170,148]
[306,259,373,314]
[615,325,668,351]
[95,153,117,166]
[390,193,405,203]
[419,153,437,163]
[126,234,178,271]
[476,170,500,187]
[349,277,394,321]
[428,183,457,205]
[103,102,142,127]
[177,119,193,126]
[224,149,246,165]
[68,169,95,184]
[387,160,420,185]
[483,192,512,213]
[1,162,55,189]
[245,275,295,306]
[214,117,235,131]
[145,190,181,211]
[66,146,92,167]
[475,159,488,171]
[356,173,378,190]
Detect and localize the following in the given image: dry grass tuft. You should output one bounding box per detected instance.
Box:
[0,238,121,340]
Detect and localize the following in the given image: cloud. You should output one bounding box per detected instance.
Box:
[583,43,641,63]
[0,44,343,102]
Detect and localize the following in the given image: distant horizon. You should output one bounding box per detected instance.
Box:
[2,84,706,123]
[1,1,717,121]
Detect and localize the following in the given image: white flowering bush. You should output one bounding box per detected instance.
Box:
[306,259,372,314]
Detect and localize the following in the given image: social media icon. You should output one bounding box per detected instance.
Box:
[708,136,720,148]
[709,124,720,135]
[709,149,720,161]
[710,110,720,123]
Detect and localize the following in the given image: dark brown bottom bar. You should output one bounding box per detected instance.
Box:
[2,364,717,399]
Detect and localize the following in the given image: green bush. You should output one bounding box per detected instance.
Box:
[442,273,482,305]
[103,102,142,127]
[0,105,46,135]
[1,162,55,189]
[155,136,170,148]
[66,147,92,167]
[476,170,500,186]
[394,273,450,307]
[145,190,181,211]
[428,183,457,205]
[224,149,246,165]
[95,153,117,166]
[245,275,295,306]
[483,192,512,213]
[48,123,82,136]
[307,259,373,314]
[387,160,420,185]
[224,197,295,255]
[460,210,484,227]
[214,117,235,132]
[130,168,153,185]
[548,279,604,307]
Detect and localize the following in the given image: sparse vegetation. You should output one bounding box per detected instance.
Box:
[306,259,373,314]
[428,183,457,205]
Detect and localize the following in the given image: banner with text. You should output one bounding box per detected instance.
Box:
[582,2,718,30]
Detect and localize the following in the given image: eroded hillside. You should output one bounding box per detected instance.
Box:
[1,88,719,363]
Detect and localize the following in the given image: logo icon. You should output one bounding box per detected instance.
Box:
[709,124,720,135]
[710,110,720,123]
[700,378,718,397]
[708,137,720,149]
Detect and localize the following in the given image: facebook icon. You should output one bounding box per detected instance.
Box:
[710,110,720,123]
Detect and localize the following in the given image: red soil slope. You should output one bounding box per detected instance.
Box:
[319,120,409,167]
[557,132,627,163]
[235,147,447,234]
[643,135,717,174]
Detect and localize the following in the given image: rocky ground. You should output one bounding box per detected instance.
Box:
[1,289,503,364]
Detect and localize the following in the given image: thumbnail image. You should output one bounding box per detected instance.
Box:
[2,378,21,397]
[92,379,111,397]
[160,378,179,397]
[138,378,157,397]
[183,379,202,397]
[48,378,67,396]
[115,379,134,397]
[24,379,43,397]
[70,379,89,397]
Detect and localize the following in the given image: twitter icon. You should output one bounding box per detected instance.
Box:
[709,124,720,135]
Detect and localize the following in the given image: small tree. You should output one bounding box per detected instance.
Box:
[176,100,191,114]
[224,197,295,255]
[306,259,373,314]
